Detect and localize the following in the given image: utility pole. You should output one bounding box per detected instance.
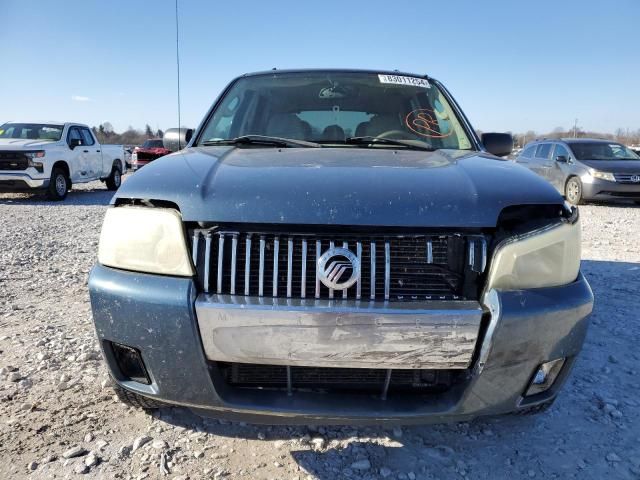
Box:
[573,119,579,138]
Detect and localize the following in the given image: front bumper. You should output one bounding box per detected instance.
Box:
[0,173,48,191]
[89,264,593,424]
[581,177,640,201]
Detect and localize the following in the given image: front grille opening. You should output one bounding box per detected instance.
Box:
[216,362,465,396]
[191,229,487,301]
[0,152,29,171]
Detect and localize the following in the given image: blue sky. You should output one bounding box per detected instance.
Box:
[2,0,639,134]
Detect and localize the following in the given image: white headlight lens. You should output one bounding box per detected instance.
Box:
[590,170,615,181]
[485,219,581,290]
[98,207,194,276]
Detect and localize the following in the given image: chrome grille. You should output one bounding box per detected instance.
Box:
[613,173,640,184]
[191,229,486,301]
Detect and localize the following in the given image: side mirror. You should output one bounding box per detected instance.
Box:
[163,128,193,152]
[556,155,568,163]
[481,133,513,157]
[69,138,82,149]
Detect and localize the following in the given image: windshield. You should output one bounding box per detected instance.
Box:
[197,72,474,150]
[142,139,164,148]
[570,142,640,161]
[0,123,64,141]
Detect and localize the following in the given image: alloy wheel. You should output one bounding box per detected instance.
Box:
[55,174,67,197]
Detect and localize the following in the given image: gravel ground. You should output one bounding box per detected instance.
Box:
[1,178,639,479]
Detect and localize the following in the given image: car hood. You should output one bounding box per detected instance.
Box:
[115,147,563,228]
[0,138,58,149]
[579,159,640,172]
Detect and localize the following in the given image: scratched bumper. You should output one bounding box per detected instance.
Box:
[89,264,593,425]
[195,295,483,369]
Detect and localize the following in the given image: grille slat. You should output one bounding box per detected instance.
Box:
[230,236,237,294]
[301,239,307,298]
[204,234,212,293]
[216,235,225,294]
[259,236,265,296]
[356,241,362,300]
[193,229,484,301]
[244,237,251,295]
[273,237,279,297]
[370,242,377,300]
[315,240,321,299]
[384,241,390,301]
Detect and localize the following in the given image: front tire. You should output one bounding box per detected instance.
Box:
[46,167,69,201]
[565,177,583,205]
[106,164,122,191]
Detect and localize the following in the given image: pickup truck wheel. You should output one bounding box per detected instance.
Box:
[111,379,165,410]
[47,167,69,201]
[565,177,583,205]
[106,165,122,191]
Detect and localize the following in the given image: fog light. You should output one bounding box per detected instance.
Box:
[525,358,565,396]
[110,342,151,384]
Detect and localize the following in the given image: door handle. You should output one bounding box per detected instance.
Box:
[83,149,89,153]
[96,150,100,152]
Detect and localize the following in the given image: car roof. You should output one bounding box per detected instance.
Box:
[526,137,622,147]
[561,138,622,144]
[241,68,433,80]
[2,121,87,128]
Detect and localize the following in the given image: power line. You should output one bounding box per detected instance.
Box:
[175,0,182,148]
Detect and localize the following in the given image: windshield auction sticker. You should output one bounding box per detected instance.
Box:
[378,74,430,88]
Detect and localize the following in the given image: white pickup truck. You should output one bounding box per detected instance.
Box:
[0,122,125,200]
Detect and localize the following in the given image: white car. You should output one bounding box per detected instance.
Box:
[0,122,125,200]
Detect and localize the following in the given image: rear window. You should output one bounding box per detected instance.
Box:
[142,139,164,148]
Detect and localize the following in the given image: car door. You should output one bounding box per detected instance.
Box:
[80,128,101,179]
[548,143,571,191]
[66,127,86,182]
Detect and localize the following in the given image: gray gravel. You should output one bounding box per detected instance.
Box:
[1,179,640,479]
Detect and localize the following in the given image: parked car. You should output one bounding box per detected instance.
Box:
[89,69,593,424]
[131,139,171,171]
[515,138,640,204]
[0,122,125,200]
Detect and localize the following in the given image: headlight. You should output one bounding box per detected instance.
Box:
[485,218,581,290]
[590,169,615,182]
[25,150,46,159]
[98,207,194,276]
[25,151,45,172]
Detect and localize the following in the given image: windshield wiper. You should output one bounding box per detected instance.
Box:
[201,135,320,148]
[346,136,435,151]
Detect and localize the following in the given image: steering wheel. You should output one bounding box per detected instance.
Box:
[376,130,415,140]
